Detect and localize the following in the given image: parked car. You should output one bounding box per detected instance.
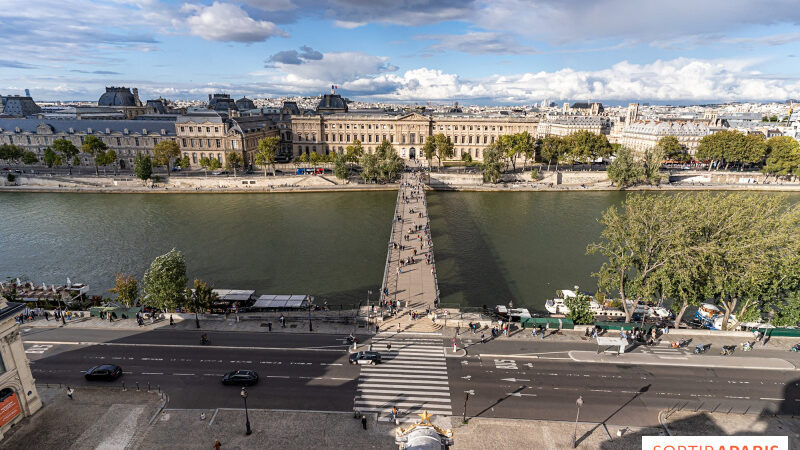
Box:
[349,351,382,365]
[222,370,259,386]
[211,170,229,176]
[84,364,123,381]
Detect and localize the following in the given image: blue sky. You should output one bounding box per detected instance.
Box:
[2,0,800,104]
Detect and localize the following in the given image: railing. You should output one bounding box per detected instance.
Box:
[379,182,403,308]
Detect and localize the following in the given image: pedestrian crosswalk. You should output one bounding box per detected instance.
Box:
[355,333,451,422]
[642,344,689,355]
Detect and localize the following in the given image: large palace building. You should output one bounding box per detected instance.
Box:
[291,94,539,161]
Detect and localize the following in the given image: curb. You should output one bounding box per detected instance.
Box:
[148,392,169,425]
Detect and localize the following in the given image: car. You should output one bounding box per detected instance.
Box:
[84,364,123,381]
[349,351,382,365]
[211,170,229,175]
[222,370,259,386]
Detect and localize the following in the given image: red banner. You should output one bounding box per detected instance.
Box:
[0,393,21,428]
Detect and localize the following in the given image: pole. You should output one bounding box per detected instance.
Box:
[463,392,469,423]
[242,388,252,435]
[572,396,583,448]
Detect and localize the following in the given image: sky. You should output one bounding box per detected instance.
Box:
[3,0,800,104]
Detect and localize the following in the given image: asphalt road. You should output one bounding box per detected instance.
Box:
[23,329,360,411]
[449,338,800,427]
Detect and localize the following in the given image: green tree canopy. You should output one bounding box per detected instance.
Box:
[565,130,612,167]
[142,249,187,313]
[333,151,349,180]
[0,144,24,162]
[607,146,643,188]
[82,135,109,175]
[43,148,62,168]
[655,135,689,162]
[21,151,38,165]
[152,140,181,171]
[52,139,80,175]
[422,136,436,167]
[255,136,280,176]
[763,136,800,178]
[134,153,152,181]
[225,151,243,175]
[186,278,218,328]
[539,136,568,171]
[433,133,454,172]
[565,293,595,325]
[481,144,504,183]
[109,273,138,307]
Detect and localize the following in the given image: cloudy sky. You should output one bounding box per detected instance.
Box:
[3,0,800,104]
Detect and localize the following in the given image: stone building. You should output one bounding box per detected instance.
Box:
[0,299,43,441]
[176,110,279,168]
[536,116,611,137]
[291,94,538,161]
[616,121,711,156]
[0,96,41,118]
[0,118,176,169]
[97,87,145,119]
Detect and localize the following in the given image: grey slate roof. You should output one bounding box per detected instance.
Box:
[0,118,176,135]
[317,94,348,113]
[98,87,139,107]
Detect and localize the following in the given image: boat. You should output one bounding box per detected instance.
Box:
[633,302,672,320]
[544,288,626,318]
[694,303,738,330]
[0,278,89,305]
[493,306,532,322]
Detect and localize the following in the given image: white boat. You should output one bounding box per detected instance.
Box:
[545,288,626,318]
[494,306,532,322]
[633,302,672,319]
[694,303,738,330]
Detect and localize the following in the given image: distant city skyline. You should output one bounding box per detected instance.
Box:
[3,1,800,104]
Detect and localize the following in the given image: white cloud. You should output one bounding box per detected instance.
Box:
[181,1,287,42]
[333,20,366,29]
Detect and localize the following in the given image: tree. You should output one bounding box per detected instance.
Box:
[516,131,535,171]
[208,157,221,170]
[461,152,473,163]
[108,273,138,307]
[333,151,349,180]
[773,292,800,327]
[376,140,404,182]
[176,156,190,169]
[763,136,800,178]
[134,154,152,181]
[0,144,24,162]
[607,146,643,188]
[642,146,663,185]
[52,138,79,175]
[82,135,109,175]
[565,130,612,168]
[226,151,243,176]
[309,151,321,166]
[152,140,181,171]
[696,130,765,171]
[540,136,566,172]
[422,136,436,168]
[494,134,516,171]
[655,136,688,162]
[199,157,211,176]
[565,293,595,325]
[142,249,187,313]
[588,194,685,322]
[298,153,309,165]
[359,152,379,182]
[43,148,61,168]
[345,139,363,173]
[186,279,218,328]
[255,136,279,176]
[99,149,117,174]
[481,144,504,183]
[433,134,454,172]
[21,151,38,165]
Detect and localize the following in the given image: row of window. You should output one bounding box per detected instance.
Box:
[1,135,159,147]
[182,138,222,149]
[180,125,221,134]
[184,152,223,164]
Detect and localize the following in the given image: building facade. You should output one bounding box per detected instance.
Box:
[175,111,279,168]
[0,118,176,169]
[615,121,712,155]
[291,109,539,161]
[536,116,611,137]
[0,300,43,441]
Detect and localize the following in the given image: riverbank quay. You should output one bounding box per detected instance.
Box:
[4,169,800,193]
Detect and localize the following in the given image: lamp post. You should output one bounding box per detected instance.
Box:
[572,395,583,448]
[241,387,252,435]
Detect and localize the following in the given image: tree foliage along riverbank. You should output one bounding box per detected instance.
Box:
[588,192,800,327]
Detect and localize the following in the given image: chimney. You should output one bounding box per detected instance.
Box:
[209,94,212,102]
[25,88,30,97]
[132,88,141,106]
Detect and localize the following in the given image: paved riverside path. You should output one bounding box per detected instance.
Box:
[381,167,439,314]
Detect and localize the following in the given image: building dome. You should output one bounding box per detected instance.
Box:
[235,97,256,111]
[317,94,348,113]
[208,93,238,112]
[98,87,140,107]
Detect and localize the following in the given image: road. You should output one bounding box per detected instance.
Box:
[449,338,800,427]
[21,328,800,426]
[22,328,362,411]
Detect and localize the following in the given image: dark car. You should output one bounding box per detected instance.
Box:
[84,364,123,381]
[349,351,382,365]
[222,370,259,386]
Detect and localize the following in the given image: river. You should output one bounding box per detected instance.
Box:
[2,190,796,312]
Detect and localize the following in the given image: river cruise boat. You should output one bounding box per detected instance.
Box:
[694,303,738,330]
[545,288,626,318]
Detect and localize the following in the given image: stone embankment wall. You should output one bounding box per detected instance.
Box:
[10,173,349,190]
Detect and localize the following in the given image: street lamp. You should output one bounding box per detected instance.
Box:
[241,387,252,435]
[572,395,583,448]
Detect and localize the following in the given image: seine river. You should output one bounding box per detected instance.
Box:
[2,190,796,311]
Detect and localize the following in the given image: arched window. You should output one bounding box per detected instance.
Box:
[192,153,197,163]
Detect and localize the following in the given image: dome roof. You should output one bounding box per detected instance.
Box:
[235,97,256,111]
[317,94,347,113]
[98,87,139,107]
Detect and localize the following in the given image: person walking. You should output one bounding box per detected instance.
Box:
[361,414,368,430]
[214,440,221,450]
[169,315,174,326]
[66,386,74,400]
[387,343,392,351]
